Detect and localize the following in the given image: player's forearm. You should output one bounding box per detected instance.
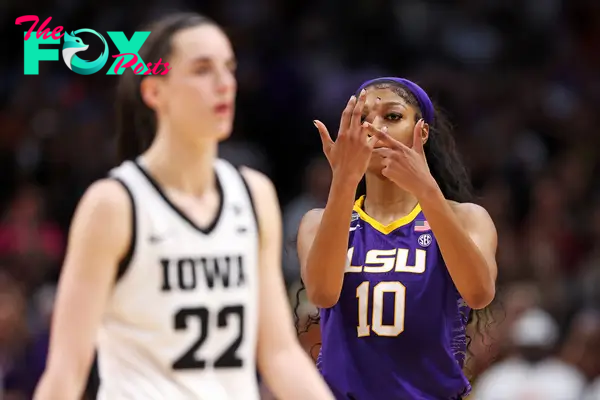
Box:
[418,185,495,309]
[260,347,334,400]
[304,175,356,307]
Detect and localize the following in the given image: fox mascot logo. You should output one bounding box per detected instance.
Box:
[62,29,108,75]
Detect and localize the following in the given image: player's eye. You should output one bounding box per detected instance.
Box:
[385,113,402,121]
[194,64,212,75]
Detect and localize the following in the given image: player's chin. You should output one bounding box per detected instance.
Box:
[214,120,234,141]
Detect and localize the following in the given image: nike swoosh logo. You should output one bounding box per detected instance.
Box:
[149,235,164,243]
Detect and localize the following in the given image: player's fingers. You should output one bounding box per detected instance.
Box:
[363,122,380,149]
[350,89,367,134]
[367,125,403,150]
[376,147,394,158]
[339,96,357,134]
[314,120,333,151]
[381,165,392,179]
[366,133,379,149]
[362,96,381,125]
[364,124,400,150]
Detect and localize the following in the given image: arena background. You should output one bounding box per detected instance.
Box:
[1,0,600,398]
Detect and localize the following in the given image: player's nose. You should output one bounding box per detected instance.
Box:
[369,115,385,129]
[215,68,236,95]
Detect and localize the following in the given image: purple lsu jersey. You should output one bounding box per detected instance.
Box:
[318,196,471,400]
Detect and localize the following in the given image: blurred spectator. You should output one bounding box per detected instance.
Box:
[584,378,600,400]
[1,0,600,396]
[559,310,600,382]
[578,199,600,310]
[466,282,542,377]
[0,184,64,291]
[0,272,46,400]
[282,156,331,285]
[473,307,587,400]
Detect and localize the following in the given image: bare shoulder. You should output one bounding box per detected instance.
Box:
[55,178,134,287]
[80,178,132,213]
[70,178,132,254]
[296,208,325,273]
[447,200,496,231]
[239,166,277,202]
[447,200,491,218]
[297,209,325,250]
[299,208,325,232]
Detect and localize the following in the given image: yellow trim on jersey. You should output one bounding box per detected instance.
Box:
[353,195,421,235]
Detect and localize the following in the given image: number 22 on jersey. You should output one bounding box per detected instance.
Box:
[172,305,245,370]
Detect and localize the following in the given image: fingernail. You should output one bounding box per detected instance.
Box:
[360,89,366,96]
[313,120,317,127]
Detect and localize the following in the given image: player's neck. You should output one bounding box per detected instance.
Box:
[363,174,418,222]
[142,130,217,197]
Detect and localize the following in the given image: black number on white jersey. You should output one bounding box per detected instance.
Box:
[172,305,245,370]
[214,305,244,368]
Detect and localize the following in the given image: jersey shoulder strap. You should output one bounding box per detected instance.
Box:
[214,159,259,234]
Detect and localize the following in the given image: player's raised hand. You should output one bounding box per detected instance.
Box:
[314,89,378,186]
[369,118,437,197]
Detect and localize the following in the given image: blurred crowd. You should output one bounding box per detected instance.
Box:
[2,0,600,398]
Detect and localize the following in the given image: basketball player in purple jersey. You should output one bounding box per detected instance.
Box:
[296,78,498,399]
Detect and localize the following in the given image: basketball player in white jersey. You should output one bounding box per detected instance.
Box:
[33,12,334,400]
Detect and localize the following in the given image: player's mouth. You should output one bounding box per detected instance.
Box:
[214,103,232,116]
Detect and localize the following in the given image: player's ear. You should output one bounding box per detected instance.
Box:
[140,76,161,110]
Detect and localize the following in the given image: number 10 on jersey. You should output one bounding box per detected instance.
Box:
[356,281,406,337]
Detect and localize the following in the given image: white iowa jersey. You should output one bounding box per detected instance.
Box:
[97,158,260,400]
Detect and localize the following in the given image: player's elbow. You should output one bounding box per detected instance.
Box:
[35,357,90,400]
[301,261,344,308]
[34,369,83,400]
[305,283,340,309]
[464,284,495,310]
